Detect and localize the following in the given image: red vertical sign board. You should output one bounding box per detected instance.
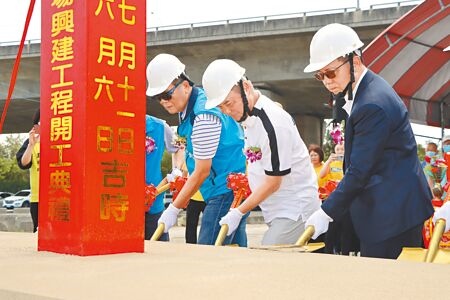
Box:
[39,0,146,255]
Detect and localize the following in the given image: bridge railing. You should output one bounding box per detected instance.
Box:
[146,7,358,32]
[0,0,423,48]
[369,0,422,9]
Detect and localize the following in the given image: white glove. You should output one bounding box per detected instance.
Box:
[166,168,183,183]
[219,208,244,236]
[305,208,334,239]
[158,204,181,233]
[433,202,450,232]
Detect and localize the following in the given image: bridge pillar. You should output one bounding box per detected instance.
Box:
[258,88,323,147]
[293,114,323,147]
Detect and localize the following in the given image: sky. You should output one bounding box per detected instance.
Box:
[1,0,448,146]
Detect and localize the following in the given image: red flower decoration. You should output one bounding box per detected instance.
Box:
[227,173,252,208]
[169,176,188,203]
[144,184,157,211]
[318,180,339,200]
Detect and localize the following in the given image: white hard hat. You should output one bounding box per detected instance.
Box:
[202,59,246,109]
[304,23,364,73]
[146,53,185,96]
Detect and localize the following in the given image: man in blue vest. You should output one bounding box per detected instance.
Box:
[144,115,183,241]
[303,23,433,259]
[146,53,248,246]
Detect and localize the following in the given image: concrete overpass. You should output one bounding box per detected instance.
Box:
[0,4,415,144]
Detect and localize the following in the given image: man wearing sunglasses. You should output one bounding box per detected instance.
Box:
[146,53,248,246]
[303,23,433,259]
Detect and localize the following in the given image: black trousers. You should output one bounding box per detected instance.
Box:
[30,202,38,233]
[360,224,423,259]
[185,200,206,244]
[325,212,359,255]
[145,211,169,241]
[340,213,360,255]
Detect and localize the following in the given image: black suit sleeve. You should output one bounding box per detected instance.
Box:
[322,104,390,221]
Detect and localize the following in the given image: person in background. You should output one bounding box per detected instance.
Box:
[145,115,183,241]
[308,144,328,188]
[434,135,450,201]
[185,189,206,244]
[16,108,40,233]
[319,142,344,181]
[146,54,248,246]
[423,141,439,193]
[304,23,433,259]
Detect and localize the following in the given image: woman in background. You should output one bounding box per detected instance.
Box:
[308,144,328,188]
[16,108,40,233]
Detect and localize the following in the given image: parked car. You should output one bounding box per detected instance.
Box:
[0,192,14,208]
[2,189,31,209]
[0,192,13,199]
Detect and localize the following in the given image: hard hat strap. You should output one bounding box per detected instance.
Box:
[347,52,355,101]
[180,73,194,87]
[336,52,356,101]
[238,79,252,122]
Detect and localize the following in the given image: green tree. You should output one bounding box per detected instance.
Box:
[322,125,334,160]
[0,135,29,193]
[417,142,426,162]
[161,150,173,178]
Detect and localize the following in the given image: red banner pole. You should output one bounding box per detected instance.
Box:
[0,0,36,133]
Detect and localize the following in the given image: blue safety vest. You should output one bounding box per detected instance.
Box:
[177,87,246,201]
[145,115,166,214]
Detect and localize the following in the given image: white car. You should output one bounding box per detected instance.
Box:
[2,189,31,209]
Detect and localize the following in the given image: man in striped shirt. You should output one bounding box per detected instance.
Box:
[202,59,321,245]
[146,54,248,246]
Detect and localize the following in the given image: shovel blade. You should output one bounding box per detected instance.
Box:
[250,242,325,253]
[397,247,427,262]
[398,247,450,264]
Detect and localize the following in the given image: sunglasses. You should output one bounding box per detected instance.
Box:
[151,79,184,101]
[314,60,349,81]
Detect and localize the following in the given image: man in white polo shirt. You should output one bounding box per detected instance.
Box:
[202,59,320,245]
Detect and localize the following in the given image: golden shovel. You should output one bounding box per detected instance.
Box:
[150,176,188,241]
[149,183,171,241]
[215,173,250,246]
[397,219,450,264]
[250,225,325,252]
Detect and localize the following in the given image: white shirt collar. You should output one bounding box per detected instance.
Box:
[343,67,368,116]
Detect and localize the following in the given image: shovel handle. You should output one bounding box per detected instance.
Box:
[156,183,171,195]
[214,224,229,246]
[424,219,446,263]
[214,191,246,246]
[150,223,165,241]
[295,225,315,247]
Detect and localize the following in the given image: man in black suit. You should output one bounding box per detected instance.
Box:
[304,23,434,259]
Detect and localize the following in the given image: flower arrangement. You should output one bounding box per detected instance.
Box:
[330,121,344,145]
[145,136,156,154]
[227,173,252,207]
[318,180,339,201]
[244,146,262,163]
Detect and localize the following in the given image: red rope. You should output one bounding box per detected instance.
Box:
[0,0,36,134]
